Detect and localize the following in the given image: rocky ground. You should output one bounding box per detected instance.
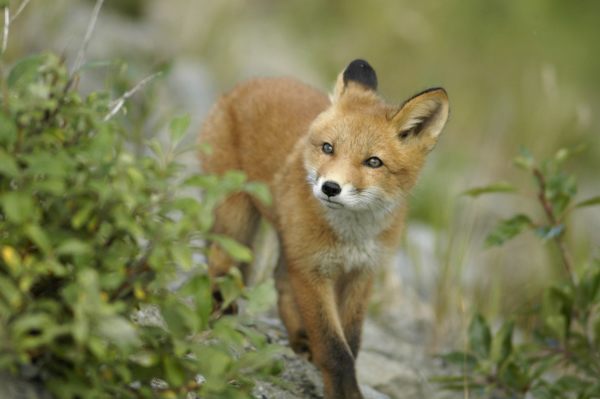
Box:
[251,312,456,399]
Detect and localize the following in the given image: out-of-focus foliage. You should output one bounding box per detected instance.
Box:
[0,52,281,398]
[463,145,596,253]
[17,0,599,322]
[436,148,600,398]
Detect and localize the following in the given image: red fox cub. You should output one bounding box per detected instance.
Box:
[199,60,449,399]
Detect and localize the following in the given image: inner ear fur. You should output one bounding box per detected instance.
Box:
[391,88,449,146]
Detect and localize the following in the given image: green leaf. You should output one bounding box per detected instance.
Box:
[222,170,247,190]
[514,146,534,170]
[24,224,52,256]
[485,214,532,247]
[543,308,568,343]
[244,279,276,316]
[180,274,212,330]
[498,360,530,391]
[210,235,253,263]
[11,312,54,338]
[534,224,565,240]
[7,54,46,89]
[491,321,513,367]
[430,375,482,391]
[171,243,193,270]
[468,314,491,359]
[161,301,189,338]
[1,192,36,224]
[24,152,71,177]
[216,269,244,308]
[196,345,232,381]
[244,181,272,205]
[71,203,95,230]
[546,172,577,215]
[56,239,92,256]
[438,351,479,370]
[575,196,600,209]
[542,286,574,343]
[148,138,164,161]
[0,276,22,309]
[97,316,140,348]
[555,375,589,391]
[0,112,17,146]
[594,316,600,349]
[169,114,191,144]
[35,178,66,195]
[163,356,186,387]
[462,182,516,197]
[553,144,587,165]
[529,354,560,381]
[129,350,158,367]
[580,266,600,303]
[183,174,220,189]
[0,150,19,176]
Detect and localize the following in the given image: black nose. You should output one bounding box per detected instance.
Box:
[321,181,341,197]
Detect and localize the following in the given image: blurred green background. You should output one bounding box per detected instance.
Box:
[9,0,599,342]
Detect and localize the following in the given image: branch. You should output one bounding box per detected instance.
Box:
[1,0,33,58]
[70,0,105,75]
[110,252,152,301]
[1,7,9,56]
[10,0,32,22]
[103,72,162,121]
[533,168,576,285]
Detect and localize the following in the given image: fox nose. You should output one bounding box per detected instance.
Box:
[321,181,342,197]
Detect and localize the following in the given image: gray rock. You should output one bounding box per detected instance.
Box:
[0,372,50,399]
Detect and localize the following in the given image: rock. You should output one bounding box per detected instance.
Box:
[361,384,391,399]
[0,372,50,399]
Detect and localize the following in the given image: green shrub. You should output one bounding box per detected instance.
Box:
[0,52,280,398]
[436,147,600,398]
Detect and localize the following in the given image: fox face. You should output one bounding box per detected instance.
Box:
[304,60,449,217]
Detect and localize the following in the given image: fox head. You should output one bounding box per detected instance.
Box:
[304,59,449,213]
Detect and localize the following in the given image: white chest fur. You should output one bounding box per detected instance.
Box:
[316,239,382,274]
[315,207,393,274]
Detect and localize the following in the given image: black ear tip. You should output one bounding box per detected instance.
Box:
[343,59,378,91]
[347,59,373,70]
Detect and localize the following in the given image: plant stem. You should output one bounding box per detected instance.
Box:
[532,168,576,285]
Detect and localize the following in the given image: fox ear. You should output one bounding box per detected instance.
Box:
[391,88,449,150]
[331,59,378,102]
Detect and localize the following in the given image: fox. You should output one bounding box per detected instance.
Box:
[198,59,449,399]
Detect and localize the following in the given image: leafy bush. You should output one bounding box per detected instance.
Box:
[437,147,600,398]
[0,52,280,398]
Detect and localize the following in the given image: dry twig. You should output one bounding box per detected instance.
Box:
[1,7,9,56]
[1,0,33,56]
[10,0,31,22]
[104,72,163,121]
[71,0,105,75]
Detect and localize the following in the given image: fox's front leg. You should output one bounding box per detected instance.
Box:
[289,268,364,399]
[275,254,311,357]
[337,271,373,358]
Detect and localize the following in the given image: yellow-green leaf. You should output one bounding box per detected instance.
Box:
[210,235,253,263]
[462,182,516,198]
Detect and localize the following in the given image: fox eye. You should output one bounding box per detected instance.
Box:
[322,142,334,154]
[365,157,383,168]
